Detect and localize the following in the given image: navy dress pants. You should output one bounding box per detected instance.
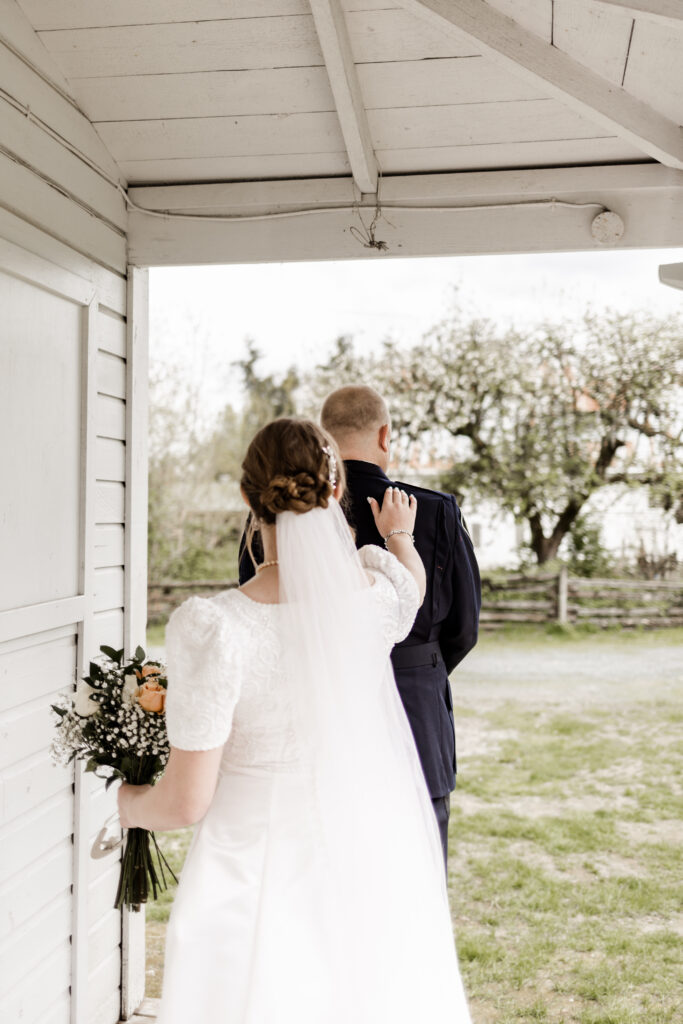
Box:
[431,793,451,873]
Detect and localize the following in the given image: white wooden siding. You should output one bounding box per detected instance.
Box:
[95,440,126,484]
[0,208,126,318]
[96,481,126,523]
[94,524,126,565]
[0,6,146,1019]
[0,837,72,943]
[0,245,127,1023]
[97,310,127,358]
[0,19,126,273]
[92,609,125,653]
[1,942,71,1023]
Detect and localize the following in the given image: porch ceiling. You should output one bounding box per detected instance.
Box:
[15,0,683,192]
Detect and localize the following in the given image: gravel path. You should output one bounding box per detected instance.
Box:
[454,638,683,709]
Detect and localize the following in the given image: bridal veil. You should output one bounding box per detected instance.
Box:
[276,498,471,1022]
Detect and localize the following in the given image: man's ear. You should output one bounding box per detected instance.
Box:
[378,423,391,454]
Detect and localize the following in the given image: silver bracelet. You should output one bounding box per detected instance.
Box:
[383,529,415,549]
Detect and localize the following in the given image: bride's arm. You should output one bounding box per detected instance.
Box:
[117,744,224,831]
[368,487,426,603]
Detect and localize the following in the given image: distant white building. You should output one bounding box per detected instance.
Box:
[465,486,682,572]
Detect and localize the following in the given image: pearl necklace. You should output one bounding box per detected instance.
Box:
[256,560,279,573]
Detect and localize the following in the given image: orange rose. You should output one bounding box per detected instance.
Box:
[136,679,166,714]
[141,664,161,678]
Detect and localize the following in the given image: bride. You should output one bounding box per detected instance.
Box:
[117,417,472,1023]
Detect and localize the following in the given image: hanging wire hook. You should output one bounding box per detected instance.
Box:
[349,166,389,252]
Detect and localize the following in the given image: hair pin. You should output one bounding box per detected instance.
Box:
[322,444,338,488]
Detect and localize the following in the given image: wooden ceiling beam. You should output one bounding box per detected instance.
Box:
[127,163,683,266]
[394,0,683,170]
[594,1,683,26]
[309,0,378,194]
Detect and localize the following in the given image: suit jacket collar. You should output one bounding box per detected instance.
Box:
[343,459,390,483]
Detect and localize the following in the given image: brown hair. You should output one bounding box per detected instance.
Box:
[241,418,345,531]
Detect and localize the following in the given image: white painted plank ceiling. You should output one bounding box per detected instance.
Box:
[13,1,683,186]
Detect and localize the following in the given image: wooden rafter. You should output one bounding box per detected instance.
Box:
[394,0,683,170]
[309,0,378,194]
[594,1,683,26]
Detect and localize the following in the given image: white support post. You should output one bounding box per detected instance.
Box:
[71,298,98,1024]
[120,266,149,1021]
[394,0,683,170]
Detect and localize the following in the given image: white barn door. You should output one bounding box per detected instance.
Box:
[0,235,148,1023]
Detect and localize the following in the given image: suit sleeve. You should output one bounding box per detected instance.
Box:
[439,495,481,675]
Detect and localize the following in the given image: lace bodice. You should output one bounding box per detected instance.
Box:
[164,545,420,769]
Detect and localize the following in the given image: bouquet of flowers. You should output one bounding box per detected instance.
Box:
[50,644,177,911]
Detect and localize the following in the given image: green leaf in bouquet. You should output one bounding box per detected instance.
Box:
[134,645,146,662]
[85,757,100,774]
[88,661,104,681]
[99,644,120,661]
[51,704,68,717]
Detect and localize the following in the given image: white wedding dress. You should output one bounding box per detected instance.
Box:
[157,541,472,1024]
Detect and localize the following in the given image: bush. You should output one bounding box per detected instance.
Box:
[566,515,613,578]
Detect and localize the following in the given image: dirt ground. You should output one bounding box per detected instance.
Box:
[453,636,683,710]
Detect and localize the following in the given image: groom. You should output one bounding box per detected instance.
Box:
[240,387,480,865]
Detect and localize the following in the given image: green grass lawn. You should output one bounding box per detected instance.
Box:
[145,629,683,1019]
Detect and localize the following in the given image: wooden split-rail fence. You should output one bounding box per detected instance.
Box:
[148,571,683,630]
[480,569,683,629]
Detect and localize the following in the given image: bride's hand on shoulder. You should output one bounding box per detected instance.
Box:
[368,486,417,540]
[367,487,426,603]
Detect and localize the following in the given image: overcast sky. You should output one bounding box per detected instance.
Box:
[150,247,683,417]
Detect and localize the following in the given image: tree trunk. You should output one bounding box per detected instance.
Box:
[528,497,585,564]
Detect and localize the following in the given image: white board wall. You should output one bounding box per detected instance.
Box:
[0,5,147,1022]
[0,247,147,1024]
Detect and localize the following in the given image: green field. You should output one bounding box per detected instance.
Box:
[145,629,683,1020]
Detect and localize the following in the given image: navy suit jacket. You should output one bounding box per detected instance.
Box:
[239,459,481,797]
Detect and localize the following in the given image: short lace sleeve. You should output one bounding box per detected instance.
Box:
[359,545,420,645]
[164,595,242,751]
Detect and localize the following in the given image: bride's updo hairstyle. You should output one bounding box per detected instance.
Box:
[241,417,345,525]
